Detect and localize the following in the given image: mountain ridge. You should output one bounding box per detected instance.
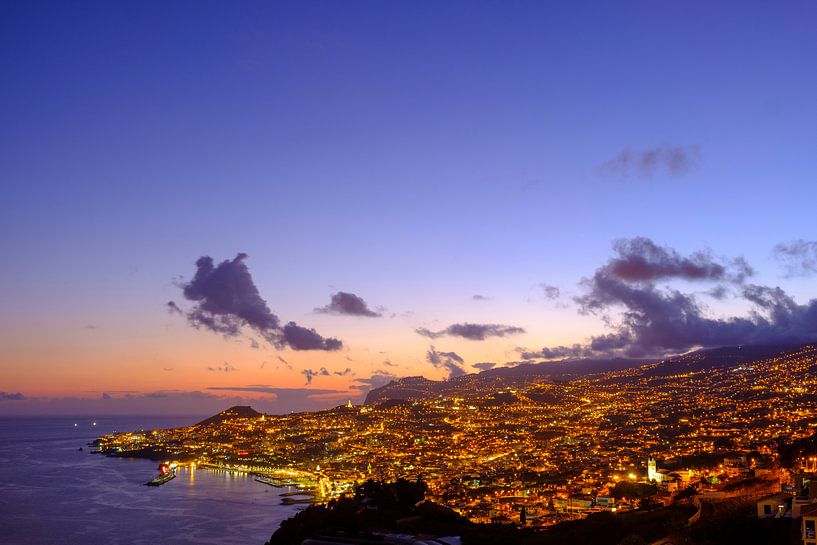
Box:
[364,341,810,405]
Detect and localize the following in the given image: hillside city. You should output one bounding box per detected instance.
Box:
[97,343,817,533]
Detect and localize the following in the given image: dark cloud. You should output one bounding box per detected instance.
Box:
[416,323,526,341]
[315,291,382,317]
[518,344,590,360]
[174,254,342,351]
[351,372,400,393]
[0,392,26,401]
[525,238,817,359]
[601,145,701,179]
[596,237,752,285]
[302,367,331,385]
[773,240,817,277]
[426,346,467,379]
[540,284,561,300]
[472,362,497,371]
[166,301,183,315]
[282,322,342,351]
[183,253,279,334]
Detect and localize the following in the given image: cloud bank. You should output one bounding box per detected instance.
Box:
[523,237,817,359]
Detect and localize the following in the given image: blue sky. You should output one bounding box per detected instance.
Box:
[1,1,816,413]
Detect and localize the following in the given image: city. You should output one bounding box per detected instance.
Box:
[97,342,817,532]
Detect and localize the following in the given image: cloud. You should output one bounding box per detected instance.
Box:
[101,393,112,400]
[333,367,353,376]
[416,322,526,341]
[207,386,343,396]
[173,254,342,351]
[0,392,26,401]
[0,389,351,416]
[207,362,239,373]
[601,145,701,179]
[315,291,382,317]
[472,294,490,301]
[517,344,590,360]
[540,284,561,300]
[524,237,817,359]
[282,322,342,351]
[351,371,400,393]
[594,237,752,286]
[276,356,292,370]
[773,240,817,277]
[166,301,183,315]
[382,360,397,367]
[302,367,331,385]
[426,346,466,379]
[472,362,497,371]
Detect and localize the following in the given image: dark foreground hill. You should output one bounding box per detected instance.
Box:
[195,405,262,426]
[265,479,804,545]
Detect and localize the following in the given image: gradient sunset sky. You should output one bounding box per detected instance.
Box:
[2,1,817,415]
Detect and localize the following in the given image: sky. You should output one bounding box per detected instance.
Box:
[2,1,817,415]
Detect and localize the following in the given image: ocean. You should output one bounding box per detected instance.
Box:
[0,416,304,545]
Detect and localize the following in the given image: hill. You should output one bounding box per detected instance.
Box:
[195,405,262,426]
[364,341,810,405]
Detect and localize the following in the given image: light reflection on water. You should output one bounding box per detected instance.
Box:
[0,416,304,545]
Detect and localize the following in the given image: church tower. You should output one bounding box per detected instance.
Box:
[648,457,657,482]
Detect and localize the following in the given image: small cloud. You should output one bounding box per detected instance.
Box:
[315,291,382,317]
[276,356,292,370]
[382,360,397,367]
[426,346,467,379]
[101,393,112,400]
[773,240,817,277]
[333,367,353,376]
[472,294,490,301]
[416,323,526,341]
[351,371,400,393]
[540,284,561,300]
[0,392,26,401]
[207,362,239,373]
[84,324,96,330]
[472,362,497,371]
[162,367,174,372]
[302,367,331,385]
[166,301,183,315]
[600,145,701,179]
[282,322,342,351]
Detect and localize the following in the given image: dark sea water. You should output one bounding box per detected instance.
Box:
[0,416,303,545]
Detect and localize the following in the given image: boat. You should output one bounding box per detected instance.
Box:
[254,475,279,486]
[145,462,177,486]
[146,472,176,486]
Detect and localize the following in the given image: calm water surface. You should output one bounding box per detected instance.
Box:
[0,416,303,545]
